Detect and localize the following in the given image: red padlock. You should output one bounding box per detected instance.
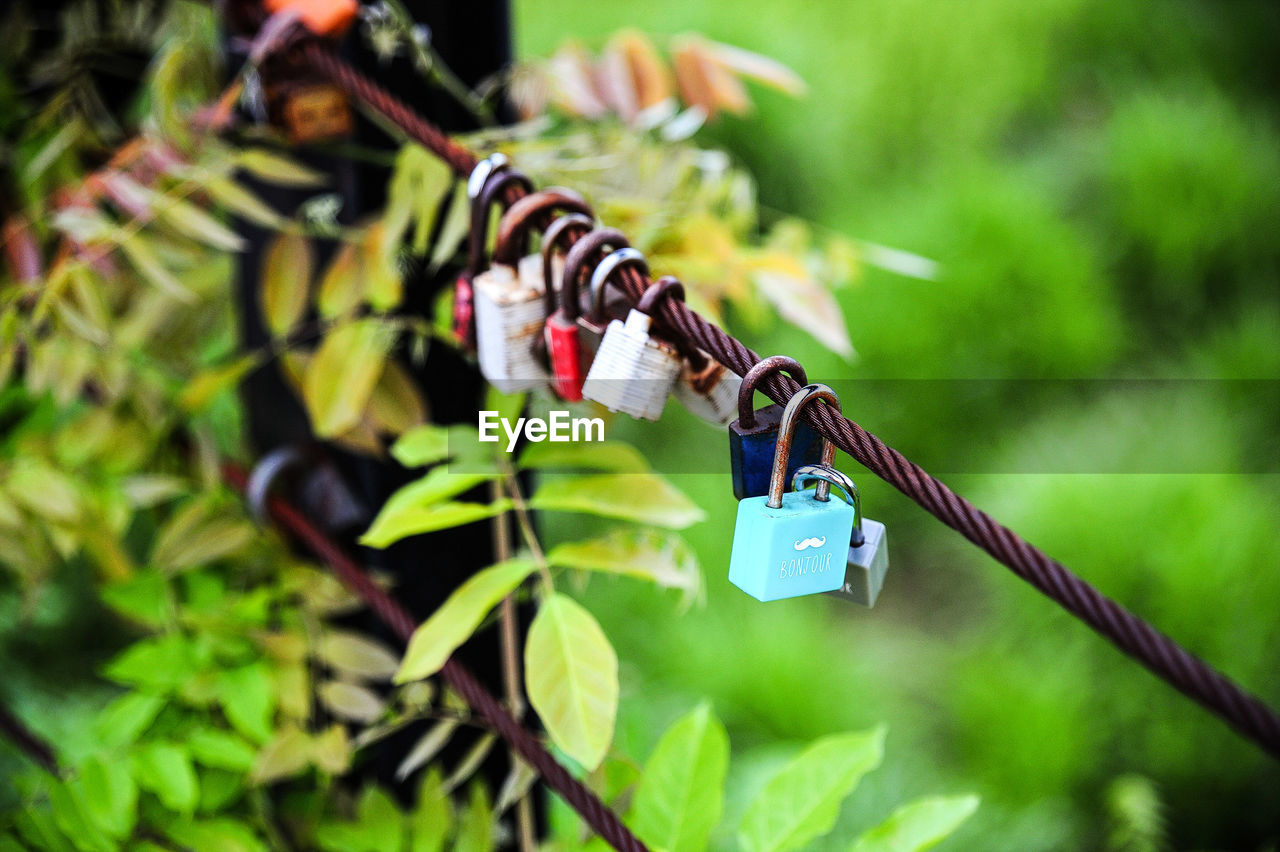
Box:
[538,213,596,399]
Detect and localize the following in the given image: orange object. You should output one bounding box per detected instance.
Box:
[264,0,358,38]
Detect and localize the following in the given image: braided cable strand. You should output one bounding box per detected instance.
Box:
[302,45,1280,758]
[222,464,650,852]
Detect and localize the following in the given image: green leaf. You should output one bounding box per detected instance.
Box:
[317,630,401,681]
[236,149,328,187]
[524,593,618,771]
[395,559,536,683]
[93,691,165,748]
[453,784,493,852]
[738,727,886,852]
[409,769,452,852]
[103,634,195,691]
[166,818,269,852]
[547,529,701,603]
[78,753,138,838]
[518,441,650,473]
[530,474,706,528]
[261,233,314,337]
[630,703,729,852]
[391,424,452,468]
[100,570,169,627]
[316,786,406,852]
[48,782,115,852]
[251,726,313,785]
[218,664,276,745]
[849,794,979,852]
[361,498,511,549]
[302,318,395,437]
[134,741,199,814]
[361,468,500,548]
[188,728,258,772]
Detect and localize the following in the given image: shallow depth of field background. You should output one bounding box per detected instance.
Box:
[517,1,1280,849]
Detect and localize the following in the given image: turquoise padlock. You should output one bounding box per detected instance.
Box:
[728,383,855,601]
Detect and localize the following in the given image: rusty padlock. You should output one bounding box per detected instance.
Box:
[475,184,591,392]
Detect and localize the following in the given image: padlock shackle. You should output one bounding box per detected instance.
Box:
[466,154,509,203]
[468,169,532,275]
[768,383,841,509]
[541,213,595,317]
[493,188,593,267]
[738,356,808,428]
[636,275,685,314]
[792,464,865,546]
[563,228,631,324]
[588,247,647,324]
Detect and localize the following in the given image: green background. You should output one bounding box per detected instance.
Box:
[515,0,1280,849]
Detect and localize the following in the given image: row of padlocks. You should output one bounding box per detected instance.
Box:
[455,157,888,608]
[454,155,742,424]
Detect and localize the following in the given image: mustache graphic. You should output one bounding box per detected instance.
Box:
[793,536,826,551]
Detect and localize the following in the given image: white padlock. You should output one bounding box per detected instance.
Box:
[673,352,743,425]
[473,184,591,393]
[581,274,685,421]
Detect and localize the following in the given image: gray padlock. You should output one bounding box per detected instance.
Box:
[792,464,890,607]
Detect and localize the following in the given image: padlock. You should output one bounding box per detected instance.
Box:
[790,465,891,608]
[728,356,825,500]
[538,213,596,400]
[473,184,592,392]
[580,275,684,421]
[728,383,854,602]
[673,349,742,426]
[454,155,511,352]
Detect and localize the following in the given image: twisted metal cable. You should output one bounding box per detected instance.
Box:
[223,464,649,852]
[303,44,1280,758]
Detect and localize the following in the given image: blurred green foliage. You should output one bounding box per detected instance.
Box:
[516,0,1280,849]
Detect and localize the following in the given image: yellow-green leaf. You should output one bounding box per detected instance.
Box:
[391,424,451,468]
[317,242,364,318]
[395,559,536,683]
[547,529,701,604]
[251,726,313,784]
[524,593,617,771]
[236,149,328,187]
[319,680,386,723]
[261,233,314,336]
[302,319,395,437]
[530,473,706,529]
[179,354,263,413]
[317,630,401,681]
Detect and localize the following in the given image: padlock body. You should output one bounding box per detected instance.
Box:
[825,518,889,607]
[581,312,682,421]
[728,491,853,601]
[474,256,548,393]
[728,405,824,500]
[674,360,742,426]
[546,313,585,401]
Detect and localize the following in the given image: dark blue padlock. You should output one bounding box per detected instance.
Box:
[728,356,824,500]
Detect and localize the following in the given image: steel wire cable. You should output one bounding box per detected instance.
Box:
[300,41,1280,758]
